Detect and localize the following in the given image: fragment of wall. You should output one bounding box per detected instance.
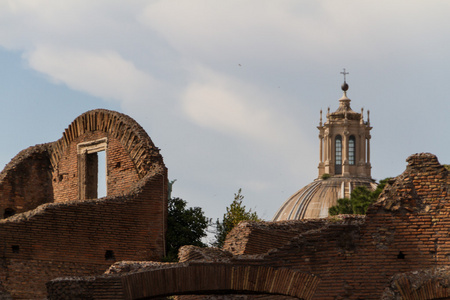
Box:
[52,131,141,202]
[173,153,450,299]
[50,109,165,203]
[0,144,54,218]
[0,109,168,299]
[382,266,450,299]
[259,153,450,299]
[47,262,321,300]
[223,219,341,255]
[0,170,167,299]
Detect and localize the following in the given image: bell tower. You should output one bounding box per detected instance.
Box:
[273,70,376,221]
[317,70,372,178]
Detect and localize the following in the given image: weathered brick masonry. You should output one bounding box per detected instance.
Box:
[0,109,168,299]
[48,153,450,300]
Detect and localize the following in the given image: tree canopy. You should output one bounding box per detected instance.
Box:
[214,189,260,248]
[329,178,391,216]
[165,197,210,261]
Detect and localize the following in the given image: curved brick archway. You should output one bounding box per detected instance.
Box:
[50,109,161,178]
[121,264,321,300]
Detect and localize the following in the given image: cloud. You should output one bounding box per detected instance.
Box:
[26,45,160,103]
[2,0,450,105]
[140,0,450,66]
[181,67,299,146]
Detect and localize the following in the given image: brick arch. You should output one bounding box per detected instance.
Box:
[49,109,161,178]
[121,264,321,300]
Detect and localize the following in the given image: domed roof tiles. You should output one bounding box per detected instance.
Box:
[273,177,376,221]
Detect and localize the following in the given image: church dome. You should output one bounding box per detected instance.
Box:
[273,177,377,221]
[273,70,376,221]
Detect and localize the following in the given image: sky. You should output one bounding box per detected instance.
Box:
[0,1,450,230]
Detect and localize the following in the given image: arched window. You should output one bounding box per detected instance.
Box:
[349,135,356,165]
[335,135,342,175]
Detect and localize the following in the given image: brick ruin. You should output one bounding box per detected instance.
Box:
[0,109,168,299]
[47,152,450,299]
[1,107,450,300]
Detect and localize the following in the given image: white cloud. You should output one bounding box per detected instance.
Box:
[140,0,450,65]
[181,67,300,146]
[182,83,270,141]
[1,0,450,105]
[26,45,160,103]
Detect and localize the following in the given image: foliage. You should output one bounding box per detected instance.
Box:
[329,178,391,216]
[165,197,210,262]
[214,189,260,248]
[321,173,331,180]
[444,164,450,171]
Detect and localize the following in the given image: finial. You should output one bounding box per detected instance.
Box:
[319,109,323,126]
[367,110,370,124]
[327,107,330,116]
[340,68,349,91]
[360,108,364,124]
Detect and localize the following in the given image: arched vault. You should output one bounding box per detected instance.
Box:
[48,263,321,300]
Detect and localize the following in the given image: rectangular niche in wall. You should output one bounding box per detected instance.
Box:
[77,138,108,200]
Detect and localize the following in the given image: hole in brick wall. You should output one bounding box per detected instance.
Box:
[397,251,405,259]
[105,250,115,261]
[78,138,108,200]
[4,208,16,218]
[82,151,107,199]
[11,245,19,253]
[115,162,121,168]
[97,151,107,198]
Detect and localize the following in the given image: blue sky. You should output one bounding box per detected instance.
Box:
[0,1,450,228]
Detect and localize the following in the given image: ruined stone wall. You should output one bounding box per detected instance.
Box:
[52,131,140,202]
[261,153,450,299]
[0,144,54,218]
[45,153,450,299]
[114,153,449,300]
[0,259,105,299]
[224,219,333,255]
[0,171,167,299]
[51,109,162,202]
[0,109,168,299]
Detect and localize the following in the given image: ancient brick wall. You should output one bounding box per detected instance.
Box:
[259,153,450,299]
[0,259,106,299]
[0,109,168,299]
[0,171,167,298]
[224,219,333,255]
[54,153,450,300]
[51,109,163,202]
[48,263,321,300]
[52,131,140,202]
[0,144,54,218]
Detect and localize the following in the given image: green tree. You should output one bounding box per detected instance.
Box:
[329,178,391,216]
[165,197,210,261]
[214,189,260,248]
[444,164,450,171]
